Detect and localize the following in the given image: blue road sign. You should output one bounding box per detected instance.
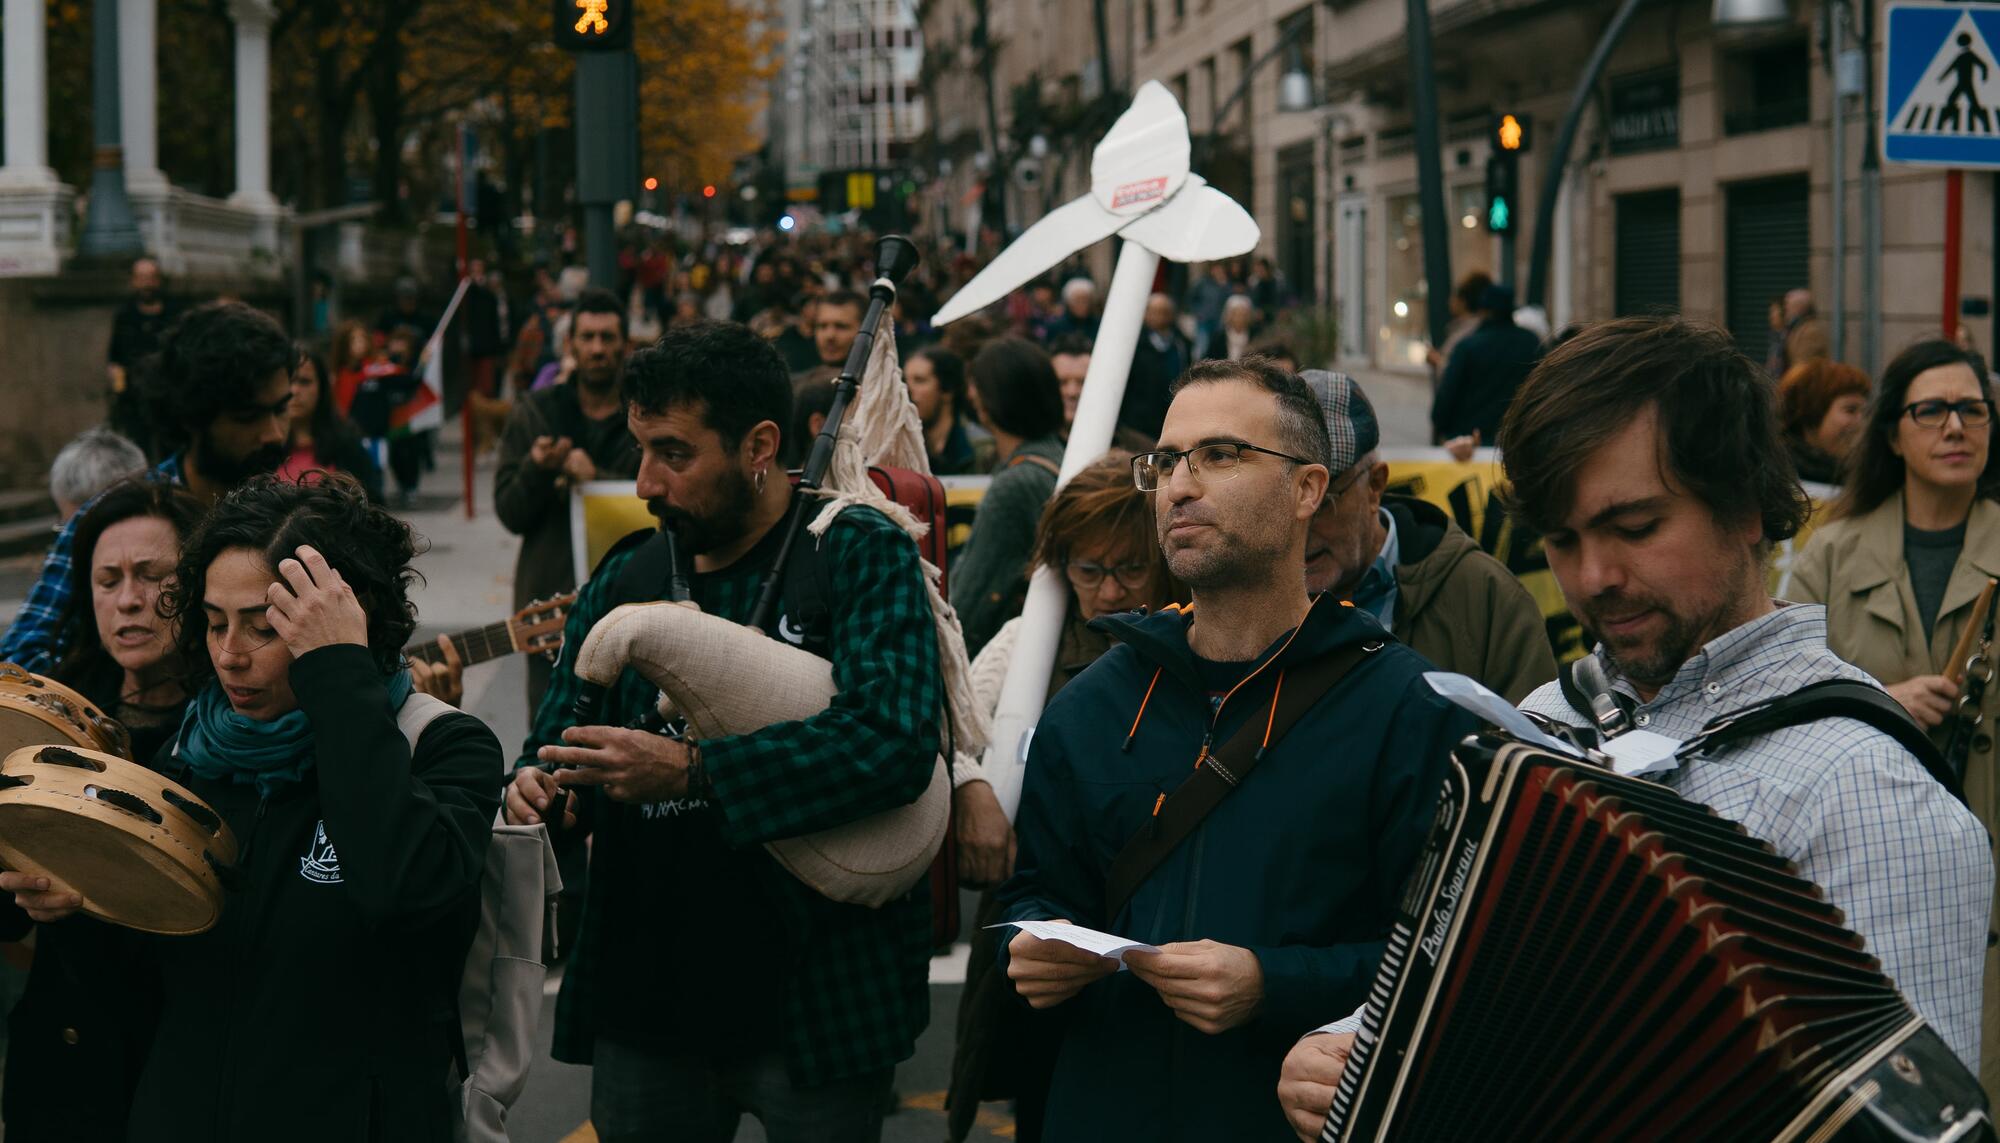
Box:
[1886,3,2000,166]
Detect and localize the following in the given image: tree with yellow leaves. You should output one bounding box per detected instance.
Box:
[401,0,776,212]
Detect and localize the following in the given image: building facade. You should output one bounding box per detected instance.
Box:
[921,0,1986,378]
[772,0,928,203]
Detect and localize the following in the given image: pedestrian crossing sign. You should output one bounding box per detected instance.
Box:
[1886,3,2000,166]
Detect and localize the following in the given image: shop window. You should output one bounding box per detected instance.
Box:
[1721,38,1810,136]
[1381,186,1494,368]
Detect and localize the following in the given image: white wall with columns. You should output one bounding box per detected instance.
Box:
[0,0,74,274]
[0,0,287,277]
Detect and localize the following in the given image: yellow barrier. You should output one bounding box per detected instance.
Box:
[571,460,1839,665]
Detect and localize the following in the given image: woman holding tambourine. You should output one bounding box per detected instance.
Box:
[1,479,202,1142]
[5,476,501,1141]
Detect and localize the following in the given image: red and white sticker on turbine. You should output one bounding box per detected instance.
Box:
[1109,176,1170,210]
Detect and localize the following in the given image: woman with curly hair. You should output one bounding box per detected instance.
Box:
[1,475,502,1141]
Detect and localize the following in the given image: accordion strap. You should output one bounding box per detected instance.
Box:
[1103,639,1382,922]
[1679,678,1967,804]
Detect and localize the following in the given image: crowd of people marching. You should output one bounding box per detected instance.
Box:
[0,225,1996,1143]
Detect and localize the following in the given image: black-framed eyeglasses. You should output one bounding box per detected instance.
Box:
[1903,398,1997,429]
[1065,559,1154,591]
[1131,441,1316,492]
[1323,463,1368,503]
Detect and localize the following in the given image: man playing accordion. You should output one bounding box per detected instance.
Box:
[1279,318,1992,1140]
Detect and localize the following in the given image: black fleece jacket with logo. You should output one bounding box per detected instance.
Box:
[118,644,501,1143]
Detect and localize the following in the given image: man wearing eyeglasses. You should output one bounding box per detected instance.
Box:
[1299,371,1555,702]
[994,357,1482,1141]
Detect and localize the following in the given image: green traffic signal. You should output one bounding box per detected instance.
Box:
[1488,197,1511,232]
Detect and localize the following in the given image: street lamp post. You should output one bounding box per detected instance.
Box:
[1405,0,1452,348]
[1272,49,1349,314]
[1524,0,1648,311]
[76,0,143,259]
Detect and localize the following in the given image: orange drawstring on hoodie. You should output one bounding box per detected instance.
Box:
[1122,666,1163,754]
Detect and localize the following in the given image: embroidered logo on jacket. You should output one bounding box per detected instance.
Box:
[300,820,343,884]
[778,613,807,646]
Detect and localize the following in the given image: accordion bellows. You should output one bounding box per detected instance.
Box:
[1324,735,1992,1143]
[571,600,950,907]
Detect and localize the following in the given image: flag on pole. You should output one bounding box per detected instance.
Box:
[393,277,472,434]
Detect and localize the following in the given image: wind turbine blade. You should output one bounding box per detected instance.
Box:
[1090,80,1193,216]
[1117,181,1261,263]
[931,196,1124,326]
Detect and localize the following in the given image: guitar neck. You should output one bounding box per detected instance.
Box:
[406,620,518,668]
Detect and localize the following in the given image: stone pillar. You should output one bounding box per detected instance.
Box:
[228,0,276,211]
[0,0,73,275]
[1,0,54,184]
[119,0,165,193]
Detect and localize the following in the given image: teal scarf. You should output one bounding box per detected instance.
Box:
[178,669,414,798]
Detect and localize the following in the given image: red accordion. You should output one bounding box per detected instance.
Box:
[1322,733,1992,1143]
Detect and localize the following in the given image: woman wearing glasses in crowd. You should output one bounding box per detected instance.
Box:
[2,475,501,1141]
[1789,338,2000,1095]
[0,480,203,1143]
[945,452,1182,1143]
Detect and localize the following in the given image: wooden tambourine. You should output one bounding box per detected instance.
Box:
[0,662,133,759]
[0,743,238,935]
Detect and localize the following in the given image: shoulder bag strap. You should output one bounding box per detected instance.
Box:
[396,691,457,750]
[609,530,677,607]
[1103,639,1383,921]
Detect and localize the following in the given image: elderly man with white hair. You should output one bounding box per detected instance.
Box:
[49,426,148,522]
[1202,294,1260,363]
[1047,277,1100,342]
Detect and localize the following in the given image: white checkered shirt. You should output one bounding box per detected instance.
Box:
[1316,604,1991,1070]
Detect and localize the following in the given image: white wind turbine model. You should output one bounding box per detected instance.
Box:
[932,80,1261,818]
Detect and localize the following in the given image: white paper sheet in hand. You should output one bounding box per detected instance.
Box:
[990,920,1160,968]
[1423,672,1587,759]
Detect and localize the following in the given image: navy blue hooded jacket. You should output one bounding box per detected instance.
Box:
[996,595,1481,1142]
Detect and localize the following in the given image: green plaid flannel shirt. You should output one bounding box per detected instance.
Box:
[522,502,941,1085]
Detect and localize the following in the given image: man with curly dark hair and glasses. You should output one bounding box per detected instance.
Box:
[993,356,1479,1141]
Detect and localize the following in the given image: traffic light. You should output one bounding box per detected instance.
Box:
[1484,154,1516,234]
[553,0,633,51]
[1485,113,1529,235]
